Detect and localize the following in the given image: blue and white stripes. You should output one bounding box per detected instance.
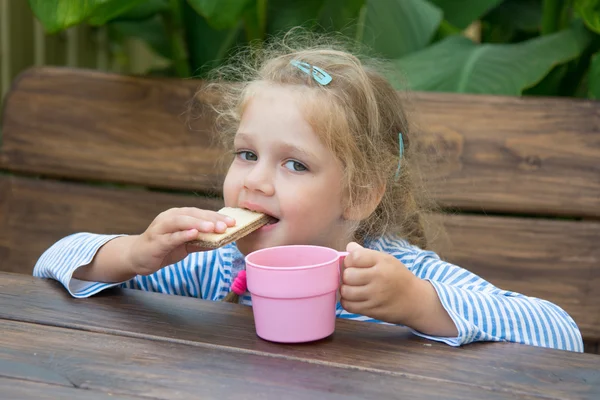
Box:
[33,232,583,352]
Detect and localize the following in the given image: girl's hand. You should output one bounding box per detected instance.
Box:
[128,207,236,276]
[340,242,457,337]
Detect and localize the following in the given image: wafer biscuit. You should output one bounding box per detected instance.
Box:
[189,207,273,249]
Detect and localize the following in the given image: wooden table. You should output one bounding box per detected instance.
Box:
[0,272,598,399]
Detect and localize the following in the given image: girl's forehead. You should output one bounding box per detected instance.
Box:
[242,82,336,132]
[238,82,346,160]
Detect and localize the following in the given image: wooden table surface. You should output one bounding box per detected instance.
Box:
[0,272,598,400]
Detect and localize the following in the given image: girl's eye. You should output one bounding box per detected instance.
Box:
[237,151,257,161]
[284,160,308,172]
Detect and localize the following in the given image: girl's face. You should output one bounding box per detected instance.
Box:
[223,84,354,255]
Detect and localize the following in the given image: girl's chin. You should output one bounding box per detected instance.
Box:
[235,222,281,255]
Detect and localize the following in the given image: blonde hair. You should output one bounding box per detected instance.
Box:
[193,30,435,303]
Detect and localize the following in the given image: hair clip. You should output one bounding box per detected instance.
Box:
[394,132,405,181]
[290,60,332,85]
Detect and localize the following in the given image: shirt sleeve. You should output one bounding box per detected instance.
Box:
[33,232,222,300]
[402,249,584,352]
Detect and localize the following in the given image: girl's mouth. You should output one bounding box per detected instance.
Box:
[258,217,279,232]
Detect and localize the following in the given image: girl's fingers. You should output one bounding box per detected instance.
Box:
[339,299,371,315]
[157,215,209,233]
[342,266,373,286]
[158,215,228,234]
[171,207,236,227]
[166,229,199,249]
[343,247,380,269]
[339,284,370,302]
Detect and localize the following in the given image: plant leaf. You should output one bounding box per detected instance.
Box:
[112,0,170,21]
[429,0,503,30]
[266,0,326,34]
[359,0,443,59]
[183,1,244,76]
[483,0,542,43]
[109,15,172,59]
[588,51,600,98]
[391,24,592,95]
[28,0,145,33]
[317,0,365,33]
[88,0,147,25]
[187,0,253,30]
[575,0,600,34]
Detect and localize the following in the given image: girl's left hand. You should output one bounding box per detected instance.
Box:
[339,242,422,326]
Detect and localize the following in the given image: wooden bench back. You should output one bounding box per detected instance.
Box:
[1,67,598,349]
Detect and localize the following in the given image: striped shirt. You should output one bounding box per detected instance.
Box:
[33,232,583,352]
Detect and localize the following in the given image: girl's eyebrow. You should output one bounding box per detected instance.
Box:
[235,132,319,161]
[277,142,318,162]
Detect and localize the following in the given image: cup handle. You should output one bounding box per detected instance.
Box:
[337,251,349,275]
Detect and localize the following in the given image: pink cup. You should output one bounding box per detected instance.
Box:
[245,245,348,343]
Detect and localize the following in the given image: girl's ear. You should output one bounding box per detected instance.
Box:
[343,183,386,221]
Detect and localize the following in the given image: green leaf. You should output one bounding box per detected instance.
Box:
[522,64,569,96]
[392,25,592,95]
[359,0,443,59]
[588,51,600,98]
[187,0,253,30]
[109,15,172,59]
[88,0,147,25]
[28,0,145,33]
[112,0,170,21]
[318,0,365,32]
[576,0,600,34]
[183,1,244,76]
[266,0,326,34]
[483,0,542,38]
[428,0,502,30]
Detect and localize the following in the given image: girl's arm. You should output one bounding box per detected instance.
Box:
[405,249,584,352]
[33,233,223,300]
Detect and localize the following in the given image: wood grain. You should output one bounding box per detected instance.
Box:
[428,213,600,342]
[408,91,600,217]
[0,377,143,400]
[0,319,554,400]
[1,175,598,344]
[0,175,222,274]
[1,67,599,217]
[1,273,598,400]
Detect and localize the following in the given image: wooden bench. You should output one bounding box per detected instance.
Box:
[1,66,598,354]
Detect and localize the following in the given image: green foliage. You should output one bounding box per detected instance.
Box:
[393,23,591,94]
[28,0,146,32]
[429,0,503,29]
[359,0,443,58]
[576,0,600,33]
[27,0,600,99]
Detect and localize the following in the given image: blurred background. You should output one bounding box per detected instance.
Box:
[1,0,600,107]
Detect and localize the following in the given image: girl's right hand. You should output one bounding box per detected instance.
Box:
[128,207,236,276]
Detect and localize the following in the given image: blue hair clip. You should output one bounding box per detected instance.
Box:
[394,132,404,181]
[290,60,332,85]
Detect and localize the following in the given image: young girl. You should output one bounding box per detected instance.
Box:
[33,34,583,352]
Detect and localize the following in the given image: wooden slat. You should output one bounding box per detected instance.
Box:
[1,275,599,400]
[0,175,222,274]
[428,214,600,342]
[0,67,226,192]
[409,76,600,218]
[1,174,598,343]
[0,320,548,400]
[1,67,599,217]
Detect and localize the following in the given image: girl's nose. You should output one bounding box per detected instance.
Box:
[243,163,275,196]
